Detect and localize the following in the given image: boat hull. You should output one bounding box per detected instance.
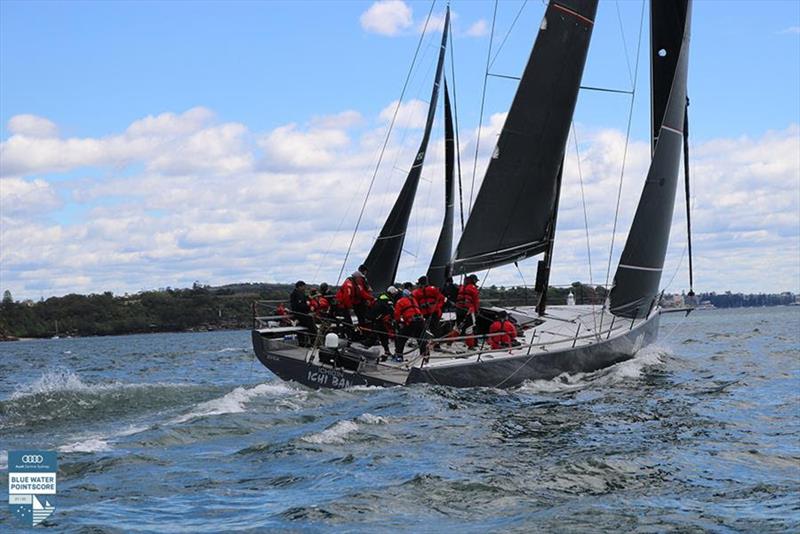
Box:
[251,331,404,389]
[407,312,659,388]
[251,311,660,390]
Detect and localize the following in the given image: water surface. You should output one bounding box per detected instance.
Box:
[1,307,798,532]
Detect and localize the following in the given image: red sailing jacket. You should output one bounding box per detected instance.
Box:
[412,286,444,317]
[335,279,355,309]
[353,275,374,305]
[488,320,517,349]
[394,296,423,325]
[309,295,330,315]
[336,276,375,309]
[456,283,480,314]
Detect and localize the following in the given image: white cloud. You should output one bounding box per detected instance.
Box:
[779,26,800,34]
[0,177,61,218]
[259,123,350,169]
[465,19,489,38]
[0,107,251,177]
[0,103,797,299]
[379,99,428,129]
[360,1,413,36]
[8,114,58,138]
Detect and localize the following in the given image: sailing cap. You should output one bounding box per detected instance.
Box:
[467,274,479,283]
[387,285,399,295]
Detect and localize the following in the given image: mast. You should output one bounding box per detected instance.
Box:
[452,0,598,275]
[683,97,695,296]
[426,79,455,288]
[363,8,450,292]
[535,159,565,316]
[609,0,692,318]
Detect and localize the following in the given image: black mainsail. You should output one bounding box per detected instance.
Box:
[609,0,692,318]
[452,0,598,275]
[426,80,455,288]
[363,9,450,292]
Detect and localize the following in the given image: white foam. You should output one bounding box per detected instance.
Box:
[58,438,112,453]
[217,347,246,353]
[172,382,304,423]
[301,420,360,444]
[518,344,668,394]
[8,369,193,401]
[356,413,388,425]
[11,369,90,398]
[0,450,7,469]
[57,424,149,454]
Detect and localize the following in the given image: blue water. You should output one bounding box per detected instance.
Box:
[1,307,798,532]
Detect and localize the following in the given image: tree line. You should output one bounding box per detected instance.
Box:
[0,283,795,340]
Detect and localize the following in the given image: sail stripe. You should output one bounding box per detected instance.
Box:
[618,263,663,272]
[661,124,683,136]
[457,240,544,262]
[552,3,595,26]
[375,231,406,240]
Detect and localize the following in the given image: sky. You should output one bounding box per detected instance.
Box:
[1,0,799,300]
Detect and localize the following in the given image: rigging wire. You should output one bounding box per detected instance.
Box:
[615,0,635,88]
[601,0,646,328]
[336,0,438,286]
[570,122,599,335]
[448,27,466,232]
[468,0,499,214]
[488,0,529,70]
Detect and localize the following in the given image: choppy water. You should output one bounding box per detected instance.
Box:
[1,306,798,532]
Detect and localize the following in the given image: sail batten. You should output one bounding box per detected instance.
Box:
[609,0,692,319]
[452,0,598,275]
[363,9,450,292]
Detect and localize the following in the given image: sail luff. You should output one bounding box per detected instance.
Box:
[609,0,692,319]
[452,0,598,275]
[363,9,450,292]
[426,79,455,288]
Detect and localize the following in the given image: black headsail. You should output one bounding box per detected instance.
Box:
[452,0,598,275]
[426,79,455,288]
[609,0,692,318]
[363,8,450,293]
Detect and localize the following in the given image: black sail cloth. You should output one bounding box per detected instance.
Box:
[452,0,598,275]
[609,0,692,319]
[426,80,456,289]
[364,9,450,293]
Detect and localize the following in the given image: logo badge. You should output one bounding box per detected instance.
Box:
[7,450,57,526]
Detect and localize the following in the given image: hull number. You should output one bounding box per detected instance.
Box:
[307,368,354,389]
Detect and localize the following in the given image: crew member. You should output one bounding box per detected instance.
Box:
[290,280,317,347]
[456,274,480,348]
[442,276,459,312]
[393,289,427,362]
[335,264,375,328]
[365,286,397,359]
[413,276,445,337]
[488,311,518,350]
[309,282,331,318]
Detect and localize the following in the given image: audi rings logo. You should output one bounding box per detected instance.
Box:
[21,455,44,463]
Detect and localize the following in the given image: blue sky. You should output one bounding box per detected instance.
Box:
[1,0,799,299]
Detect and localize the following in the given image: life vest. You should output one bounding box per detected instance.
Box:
[351,274,375,305]
[309,295,330,315]
[335,278,356,309]
[412,286,444,317]
[456,283,480,313]
[394,296,422,325]
[488,319,517,349]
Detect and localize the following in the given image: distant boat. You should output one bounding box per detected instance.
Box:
[252,0,695,389]
[51,320,60,339]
